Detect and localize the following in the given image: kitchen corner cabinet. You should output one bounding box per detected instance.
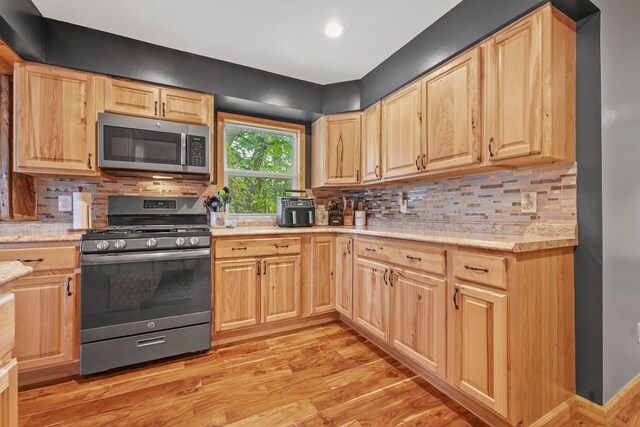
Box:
[335,237,353,318]
[103,77,211,125]
[381,80,423,179]
[310,236,336,314]
[422,47,482,171]
[483,4,576,165]
[12,273,77,371]
[362,102,382,183]
[312,113,361,187]
[14,63,98,176]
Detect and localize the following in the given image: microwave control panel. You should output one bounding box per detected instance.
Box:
[187,135,207,167]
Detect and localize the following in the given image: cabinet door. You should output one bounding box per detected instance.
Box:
[423,47,481,171]
[214,259,259,332]
[14,63,97,175]
[311,236,336,314]
[104,78,160,118]
[362,102,381,183]
[12,274,76,371]
[381,81,423,179]
[335,237,353,318]
[324,114,361,185]
[160,88,210,125]
[354,258,390,341]
[485,12,543,161]
[262,256,301,323]
[0,359,18,427]
[392,269,446,377]
[452,283,508,417]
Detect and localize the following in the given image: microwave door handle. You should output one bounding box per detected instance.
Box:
[180,133,187,166]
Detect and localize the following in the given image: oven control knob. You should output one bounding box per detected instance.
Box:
[114,239,127,249]
[175,237,186,246]
[189,237,200,246]
[145,238,158,248]
[96,240,110,251]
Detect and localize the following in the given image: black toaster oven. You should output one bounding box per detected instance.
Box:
[276,190,315,227]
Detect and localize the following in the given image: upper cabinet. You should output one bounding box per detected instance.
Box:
[484,4,575,165]
[381,81,423,180]
[362,102,381,183]
[103,78,210,125]
[422,47,482,171]
[14,63,98,176]
[312,112,361,187]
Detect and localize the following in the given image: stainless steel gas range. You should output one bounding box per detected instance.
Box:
[80,196,211,375]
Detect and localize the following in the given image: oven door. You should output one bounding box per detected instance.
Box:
[80,248,211,343]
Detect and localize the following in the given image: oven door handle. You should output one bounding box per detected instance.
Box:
[180,133,187,166]
[81,249,210,266]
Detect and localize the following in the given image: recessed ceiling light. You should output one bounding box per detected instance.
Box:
[324,22,345,38]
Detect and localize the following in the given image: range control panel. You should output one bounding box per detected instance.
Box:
[143,200,177,209]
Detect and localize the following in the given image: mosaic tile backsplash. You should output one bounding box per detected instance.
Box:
[312,163,577,228]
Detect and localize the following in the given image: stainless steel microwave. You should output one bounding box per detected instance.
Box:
[98,112,210,175]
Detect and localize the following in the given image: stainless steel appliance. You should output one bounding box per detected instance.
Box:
[80,196,211,375]
[98,112,209,175]
[276,190,315,227]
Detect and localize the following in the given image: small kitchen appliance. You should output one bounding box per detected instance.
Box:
[276,190,315,227]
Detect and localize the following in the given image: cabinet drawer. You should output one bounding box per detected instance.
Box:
[354,239,446,276]
[453,251,507,289]
[215,238,301,259]
[0,294,14,358]
[0,246,77,272]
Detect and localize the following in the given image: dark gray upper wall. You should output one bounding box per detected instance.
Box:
[322,80,361,115]
[0,0,43,61]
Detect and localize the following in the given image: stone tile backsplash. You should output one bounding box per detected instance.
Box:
[312,163,577,228]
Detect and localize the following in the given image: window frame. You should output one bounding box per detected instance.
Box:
[217,112,306,218]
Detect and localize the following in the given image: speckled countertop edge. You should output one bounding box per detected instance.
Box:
[0,261,33,286]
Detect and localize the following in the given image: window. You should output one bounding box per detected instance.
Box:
[220,113,305,216]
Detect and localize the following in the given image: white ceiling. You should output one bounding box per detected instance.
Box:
[32,0,462,84]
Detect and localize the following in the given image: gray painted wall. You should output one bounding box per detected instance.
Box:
[593,0,640,404]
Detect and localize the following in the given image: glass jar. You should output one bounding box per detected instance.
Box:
[315,204,329,226]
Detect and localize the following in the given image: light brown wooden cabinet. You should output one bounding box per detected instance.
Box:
[214,258,260,332]
[422,47,482,171]
[310,236,336,314]
[484,4,575,165]
[354,257,390,341]
[14,63,98,176]
[12,273,77,371]
[312,113,362,187]
[262,255,301,323]
[361,102,381,183]
[335,237,353,318]
[451,283,508,418]
[0,358,18,427]
[381,80,423,180]
[103,78,210,125]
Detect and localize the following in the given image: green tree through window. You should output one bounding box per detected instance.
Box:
[224,124,297,215]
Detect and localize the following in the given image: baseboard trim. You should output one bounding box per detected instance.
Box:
[530,397,576,427]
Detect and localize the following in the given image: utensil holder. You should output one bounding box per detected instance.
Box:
[210,211,227,227]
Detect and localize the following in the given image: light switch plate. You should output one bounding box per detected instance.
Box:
[520,192,537,214]
[58,195,72,212]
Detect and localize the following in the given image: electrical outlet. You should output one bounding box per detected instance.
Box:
[521,192,538,214]
[58,195,72,212]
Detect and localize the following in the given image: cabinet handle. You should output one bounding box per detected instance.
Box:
[375,164,379,178]
[406,255,422,261]
[257,260,261,276]
[16,258,43,263]
[464,264,489,273]
[274,244,289,249]
[365,247,376,253]
[453,287,460,310]
[347,240,352,254]
[154,101,158,116]
[488,137,495,157]
[162,102,166,117]
[415,156,421,171]
[87,153,93,170]
[66,277,73,296]
[231,247,247,251]
[263,260,267,276]
[356,170,360,182]
[389,270,394,287]
[421,154,426,170]
[383,268,389,286]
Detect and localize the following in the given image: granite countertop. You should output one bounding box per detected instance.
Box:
[210,225,578,253]
[0,231,84,244]
[0,261,33,286]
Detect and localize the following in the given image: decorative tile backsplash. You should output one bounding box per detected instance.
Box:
[312,163,577,228]
[36,176,216,226]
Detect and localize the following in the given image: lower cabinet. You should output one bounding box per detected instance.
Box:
[354,258,390,341]
[0,359,18,427]
[451,283,508,418]
[310,236,336,314]
[214,255,301,332]
[12,273,77,371]
[335,237,353,318]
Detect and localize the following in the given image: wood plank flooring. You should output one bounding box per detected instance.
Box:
[18,322,486,426]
